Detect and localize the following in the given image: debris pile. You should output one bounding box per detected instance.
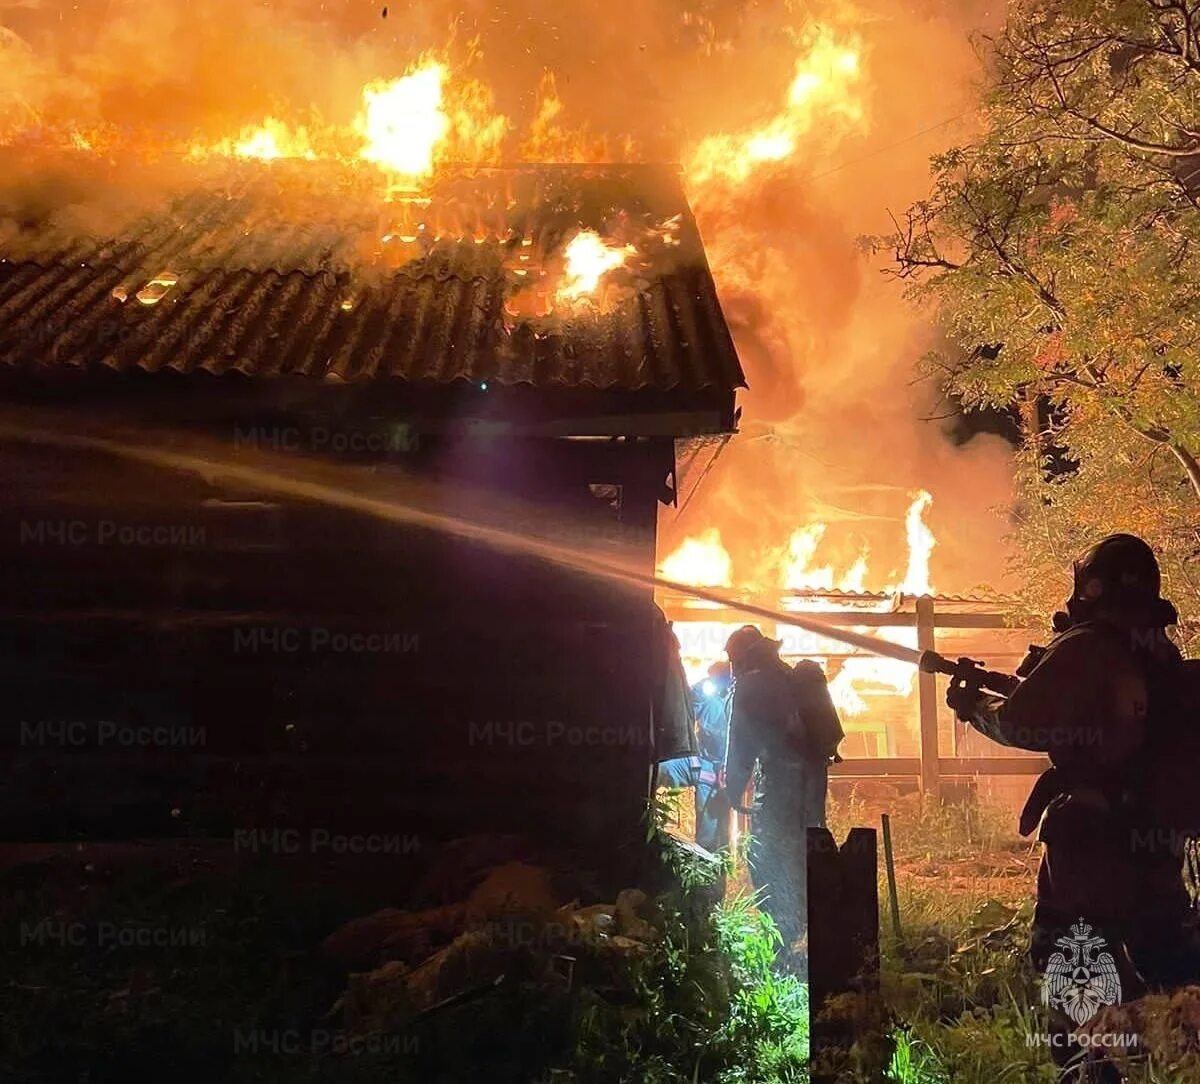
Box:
[321,860,662,1035]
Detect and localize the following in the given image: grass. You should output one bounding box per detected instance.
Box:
[548,826,809,1083]
[829,793,1055,1083]
[0,828,810,1084]
[711,894,809,1081]
[833,792,1200,1084]
[3,794,1196,1082]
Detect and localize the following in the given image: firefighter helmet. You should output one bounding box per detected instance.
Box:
[1071,533,1162,608]
[723,624,779,664]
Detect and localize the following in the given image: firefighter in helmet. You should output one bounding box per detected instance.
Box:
[711,625,843,969]
[948,534,1200,1077]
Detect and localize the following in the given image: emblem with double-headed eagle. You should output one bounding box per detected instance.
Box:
[1042,919,1122,1026]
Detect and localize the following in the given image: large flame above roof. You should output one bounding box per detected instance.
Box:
[355,63,450,177]
[687,26,865,188]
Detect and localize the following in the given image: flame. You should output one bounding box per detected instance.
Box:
[232,118,315,161]
[687,26,865,188]
[520,71,617,163]
[442,73,509,167]
[8,53,570,179]
[841,551,869,593]
[781,524,871,593]
[523,72,569,160]
[356,62,450,177]
[188,117,316,162]
[665,492,938,723]
[135,271,178,306]
[658,529,732,588]
[826,638,919,718]
[557,230,633,303]
[352,60,506,180]
[894,490,934,596]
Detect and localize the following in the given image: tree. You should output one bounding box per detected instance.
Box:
[873,0,1200,633]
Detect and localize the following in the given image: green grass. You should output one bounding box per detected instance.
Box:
[711,894,809,1081]
[845,796,1200,1084]
[4,798,1194,1083]
[549,836,809,1084]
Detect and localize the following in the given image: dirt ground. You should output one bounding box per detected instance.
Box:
[893,847,1038,908]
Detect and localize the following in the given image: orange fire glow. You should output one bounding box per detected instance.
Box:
[194,117,317,162]
[0,7,1011,727]
[687,26,865,188]
[177,56,508,176]
[662,492,937,721]
[782,524,870,594]
[658,528,733,588]
[135,271,179,306]
[895,490,934,596]
[355,62,450,177]
[233,119,315,162]
[557,230,634,304]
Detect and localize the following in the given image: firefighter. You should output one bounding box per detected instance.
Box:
[711,625,843,969]
[691,660,732,851]
[948,534,1200,1078]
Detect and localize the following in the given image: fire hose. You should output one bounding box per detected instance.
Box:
[645,573,1021,697]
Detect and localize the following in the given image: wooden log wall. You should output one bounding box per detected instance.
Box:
[0,437,670,896]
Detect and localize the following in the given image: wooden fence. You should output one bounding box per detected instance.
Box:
[661,591,1050,797]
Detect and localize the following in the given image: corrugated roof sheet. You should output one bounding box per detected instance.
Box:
[0,162,745,393]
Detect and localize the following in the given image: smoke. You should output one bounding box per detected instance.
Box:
[0,0,1014,594]
[667,0,1015,596]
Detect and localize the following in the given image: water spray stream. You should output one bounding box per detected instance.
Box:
[0,418,925,667]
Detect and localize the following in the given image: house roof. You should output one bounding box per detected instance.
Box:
[0,161,746,397]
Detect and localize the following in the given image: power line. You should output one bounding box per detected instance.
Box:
[806,113,968,182]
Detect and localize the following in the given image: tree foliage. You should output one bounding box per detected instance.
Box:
[873,0,1200,631]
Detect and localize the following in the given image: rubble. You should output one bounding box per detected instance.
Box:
[1086,986,1200,1068]
[328,863,663,1036]
[615,888,655,940]
[322,904,465,970]
[463,861,561,923]
[322,861,562,971]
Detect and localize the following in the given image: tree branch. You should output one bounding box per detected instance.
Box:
[1171,443,1200,496]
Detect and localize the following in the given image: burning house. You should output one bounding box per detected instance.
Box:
[0,155,745,892]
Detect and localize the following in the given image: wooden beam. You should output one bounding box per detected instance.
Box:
[663,607,919,627]
[921,613,1017,629]
[831,757,921,777]
[915,596,939,797]
[661,606,1019,631]
[830,756,1049,779]
[937,756,1050,776]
